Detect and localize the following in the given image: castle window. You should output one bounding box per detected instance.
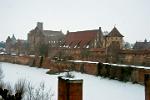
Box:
[86,45,89,48]
[74,45,77,48]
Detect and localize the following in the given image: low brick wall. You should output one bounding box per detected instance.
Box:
[84,63,98,75]
[100,64,150,84]
[0,55,34,65]
[1,55,150,84]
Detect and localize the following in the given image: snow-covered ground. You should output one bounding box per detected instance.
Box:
[0,62,144,100]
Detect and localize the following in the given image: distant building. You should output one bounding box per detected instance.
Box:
[64,27,103,48]
[0,41,5,53]
[16,39,28,55]
[28,22,64,54]
[133,39,150,50]
[60,27,124,61]
[104,27,124,49]
[5,34,17,54]
[5,34,27,55]
[63,27,124,49]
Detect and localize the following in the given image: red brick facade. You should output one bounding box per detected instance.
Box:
[58,77,83,100]
[145,74,150,100]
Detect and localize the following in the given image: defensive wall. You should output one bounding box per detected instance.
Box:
[118,50,150,66]
[0,54,150,84]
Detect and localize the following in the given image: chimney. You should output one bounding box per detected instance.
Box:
[37,22,43,30]
[66,30,69,35]
[58,76,83,100]
[99,27,101,31]
[145,74,150,100]
[144,39,147,43]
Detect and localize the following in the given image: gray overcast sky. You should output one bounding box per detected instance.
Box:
[0,0,149,43]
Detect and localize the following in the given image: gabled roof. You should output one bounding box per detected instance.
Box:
[43,30,64,41]
[6,34,17,45]
[107,27,124,37]
[17,39,27,43]
[11,34,17,43]
[133,41,150,50]
[6,36,11,43]
[29,27,43,35]
[43,30,63,37]
[64,29,99,48]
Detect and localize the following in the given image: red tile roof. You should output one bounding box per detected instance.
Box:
[64,30,99,48]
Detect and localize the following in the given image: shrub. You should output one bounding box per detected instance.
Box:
[65,72,75,78]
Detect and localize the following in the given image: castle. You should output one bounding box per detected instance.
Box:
[5,22,150,66]
[28,22,64,54]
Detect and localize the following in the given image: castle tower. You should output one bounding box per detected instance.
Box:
[105,27,124,49]
[37,22,43,30]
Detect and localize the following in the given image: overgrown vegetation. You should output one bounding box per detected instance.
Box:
[24,82,54,100]
[0,65,54,100]
[39,56,43,67]
[81,49,91,58]
[39,44,49,57]
[46,70,59,75]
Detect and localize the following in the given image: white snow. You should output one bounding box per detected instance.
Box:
[69,60,150,69]
[68,60,99,64]
[0,62,145,100]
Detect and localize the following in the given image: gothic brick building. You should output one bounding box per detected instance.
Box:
[28,22,64,54]
[64,27,103,48]
[63,27,124,49]
[59,26,124,61]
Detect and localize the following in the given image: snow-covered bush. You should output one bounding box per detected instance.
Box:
[65,71,75,78]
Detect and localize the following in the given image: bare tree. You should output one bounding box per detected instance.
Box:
[25,82,34,100]
[0,81,5,89]
[25,82,54,100]
[14,79,27,100]
[0,63,5,92]
[65,71,75,78]
[0,63,4,81]
[5,82,13,95]
[0,64,54,100]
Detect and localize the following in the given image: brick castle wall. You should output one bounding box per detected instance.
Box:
[0,55,150,84]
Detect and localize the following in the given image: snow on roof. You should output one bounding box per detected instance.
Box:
[0,52,7,55]
[68,60,150,69]
[103,63,150,69]
[68,60,99,64]
[59,76,83,82]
